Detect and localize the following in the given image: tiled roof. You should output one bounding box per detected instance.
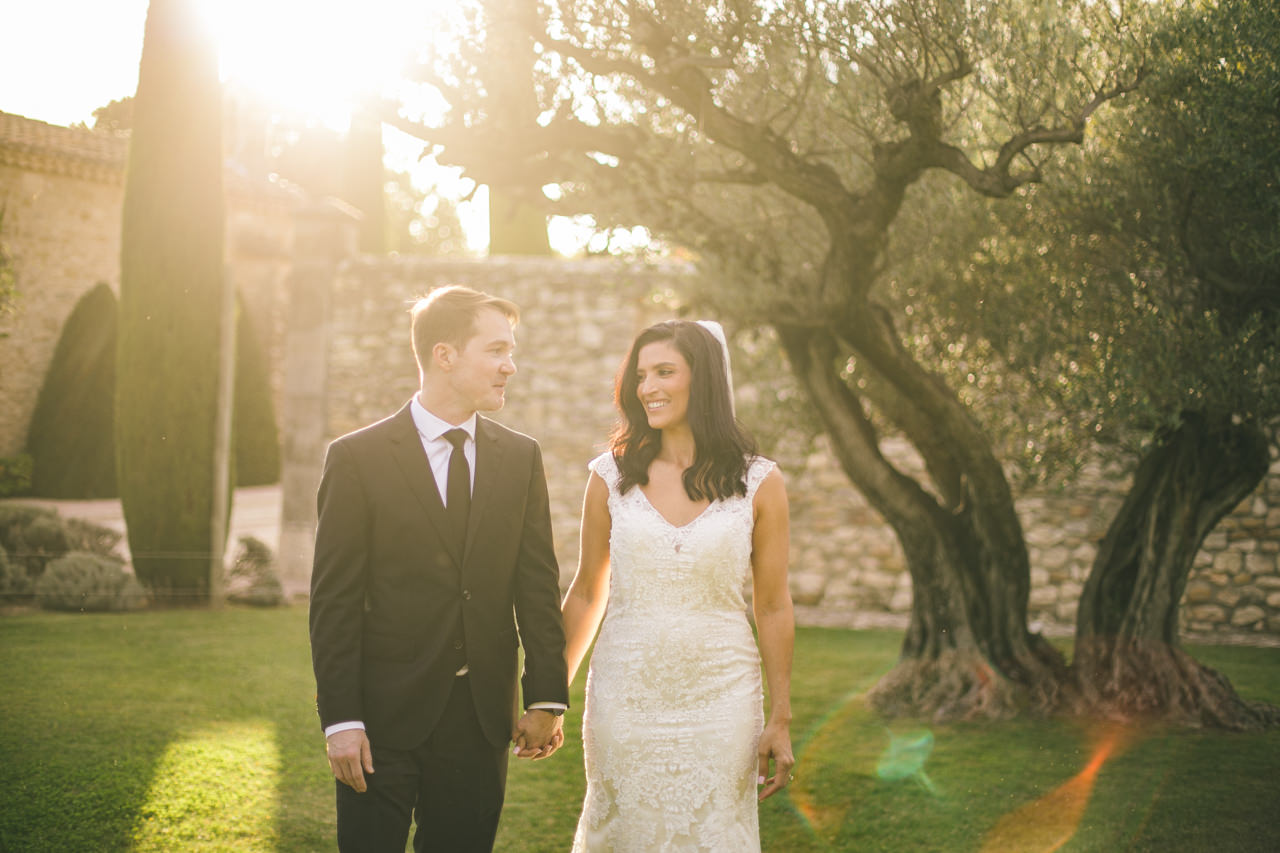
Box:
[0,111,128,182]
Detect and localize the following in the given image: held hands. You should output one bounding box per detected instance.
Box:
[326,729,375,792]
[512,708,564,760]
[756,719,795,801]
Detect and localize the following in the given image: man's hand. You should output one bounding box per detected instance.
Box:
[327,729,374,792]
[511,709,564,760]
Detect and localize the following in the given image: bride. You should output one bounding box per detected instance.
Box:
[562,319,795,851]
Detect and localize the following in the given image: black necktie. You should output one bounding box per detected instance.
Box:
[444,429,471,551]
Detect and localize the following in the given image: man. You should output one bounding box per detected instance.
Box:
[309,285,569,852]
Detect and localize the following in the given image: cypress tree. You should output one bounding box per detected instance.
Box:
[117,0,226,601]
[26,283,118,498]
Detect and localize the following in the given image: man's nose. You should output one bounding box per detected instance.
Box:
[501,354,516,375]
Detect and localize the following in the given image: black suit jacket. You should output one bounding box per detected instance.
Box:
[309,401,569,750]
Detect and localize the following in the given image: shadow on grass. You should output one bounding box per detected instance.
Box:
[0,606,333,852]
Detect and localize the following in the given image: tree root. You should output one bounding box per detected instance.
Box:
[1075,637,1280,732]
[866,646,1069,722]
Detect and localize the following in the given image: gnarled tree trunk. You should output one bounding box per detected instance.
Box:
[780,320,1076,721]
[1075,412,1279,730]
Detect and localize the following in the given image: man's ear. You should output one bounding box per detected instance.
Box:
[432,342,456,372]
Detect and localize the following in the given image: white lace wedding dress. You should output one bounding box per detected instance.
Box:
[571,452,774,852]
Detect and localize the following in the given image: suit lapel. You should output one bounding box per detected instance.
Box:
[464,417,508,564]
[388,404,464,567]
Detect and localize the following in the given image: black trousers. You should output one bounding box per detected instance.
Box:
[335,676,510,853]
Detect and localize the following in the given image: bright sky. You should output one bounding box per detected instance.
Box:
[0,1,515,250]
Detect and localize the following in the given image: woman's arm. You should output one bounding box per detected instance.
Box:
[561,471,613,684]
[751,466,796,800]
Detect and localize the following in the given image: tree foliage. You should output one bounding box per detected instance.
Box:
[401,0,1152,719]
[117,0,226,601]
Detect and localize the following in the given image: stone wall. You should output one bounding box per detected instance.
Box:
[310,255,1280,642]
[0,113,297,459]
[313,255,675,591]
[0,163,125,457]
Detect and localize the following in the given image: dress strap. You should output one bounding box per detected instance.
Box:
[588,451,622,493]
[744,456,777,501]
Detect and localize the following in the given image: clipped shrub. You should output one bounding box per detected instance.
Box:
[35,551,145,612]
[226,535,284,607]
[64,517,126,561]
[25,282,118,498]
[11,513,71,578]
[0,543,29,597]
[0,453,34,497]
[0,504,57,551]
[233,303,281,487]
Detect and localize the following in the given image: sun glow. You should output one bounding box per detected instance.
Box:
[202,0,454,130]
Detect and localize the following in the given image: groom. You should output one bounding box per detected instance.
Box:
[309,285,569,852]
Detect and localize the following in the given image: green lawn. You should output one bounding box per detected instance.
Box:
[1,607,1277,852]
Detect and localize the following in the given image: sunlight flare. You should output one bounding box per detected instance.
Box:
[132,721,281,851]
[978,725,1133,853]
[203,0,455,129]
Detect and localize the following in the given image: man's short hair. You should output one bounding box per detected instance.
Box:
[410,285,520,372]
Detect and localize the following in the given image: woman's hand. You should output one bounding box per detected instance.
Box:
[756,719,795,800]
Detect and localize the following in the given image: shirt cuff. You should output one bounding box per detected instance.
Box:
[527,702,568,713]
[324,720,366,738]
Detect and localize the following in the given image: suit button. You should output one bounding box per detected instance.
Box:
[453,639,464,650]
[462,589,472,600]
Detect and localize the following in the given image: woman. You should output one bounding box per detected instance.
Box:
[562,320,795,851]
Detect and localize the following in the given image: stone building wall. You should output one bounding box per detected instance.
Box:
[0,162,125,457]
[0,111,297,460]
[319,256,1280,642]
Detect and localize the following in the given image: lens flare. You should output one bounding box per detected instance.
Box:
[875,728,938,793]
[978,725,1131,853]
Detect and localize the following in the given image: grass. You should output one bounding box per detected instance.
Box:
[0,608,1276,852]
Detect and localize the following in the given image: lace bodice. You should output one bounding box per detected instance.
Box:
[591,451,773,621]
[571,452,775,852]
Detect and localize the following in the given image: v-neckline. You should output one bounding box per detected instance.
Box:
[636,485,713,530]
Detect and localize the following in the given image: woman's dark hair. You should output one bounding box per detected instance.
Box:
[609,320,757,501]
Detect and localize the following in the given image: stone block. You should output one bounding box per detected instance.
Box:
[1231,606,1265,628]
[1217,588,1243,608]
[1211,551,1243,573]
[1202,531,1229,551]
[790,572,828,607]
[1030,586,1058,607]
[1185,581,1215,603]
[889,586,913,612]
[1245,553,1277,575]
[1188,604,1226,622]
[863,571,900,591]
[1041,547,1071,571]
[1025,526,1061,548]
[1266,592,1280,609]
[1055,600,1079,623]
[1030,567,1049,587]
